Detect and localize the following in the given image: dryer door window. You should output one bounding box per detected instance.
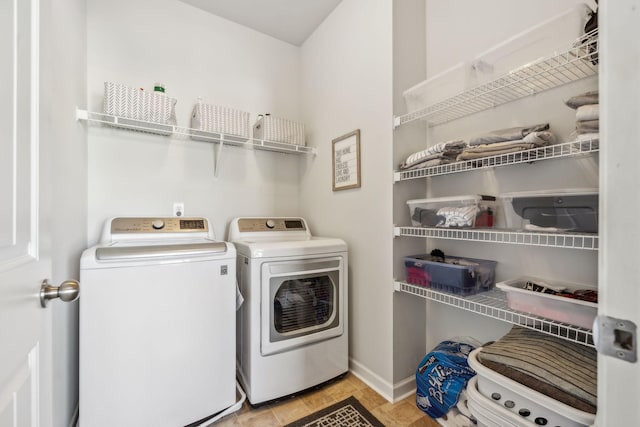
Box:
[273,274,336,335]
[260,256,345,356]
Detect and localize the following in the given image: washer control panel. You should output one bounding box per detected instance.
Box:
[236,218,306,232]
[110,217,208,234]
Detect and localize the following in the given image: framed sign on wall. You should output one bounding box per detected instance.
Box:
[332,129,361,191]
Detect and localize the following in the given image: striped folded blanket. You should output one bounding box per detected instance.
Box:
[477,326,597,413]
[399,140,466,170]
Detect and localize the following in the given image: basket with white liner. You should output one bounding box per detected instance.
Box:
[103,82,177,135]
[253,115,305,146]
[190,101,250,143]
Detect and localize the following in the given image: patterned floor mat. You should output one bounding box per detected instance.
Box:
[284,396,385,427]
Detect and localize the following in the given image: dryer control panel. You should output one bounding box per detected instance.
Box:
[236,218,306,232]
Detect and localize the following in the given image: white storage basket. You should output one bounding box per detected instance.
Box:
[190,102,250,142]
[496,276,597,329]
[467,349,595,427]
[253,115,305,146]
[103,82,177,131]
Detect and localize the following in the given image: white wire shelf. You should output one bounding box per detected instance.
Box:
[394,30,598,128]
[76,109,317,156]
[394,282,594,347]
[394,226,598,250]
[395,138,598,182]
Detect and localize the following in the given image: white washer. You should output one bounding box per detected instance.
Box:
[229,217,348,406]
[79,217,236,427]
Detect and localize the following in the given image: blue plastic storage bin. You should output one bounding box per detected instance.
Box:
[404,254,497,295]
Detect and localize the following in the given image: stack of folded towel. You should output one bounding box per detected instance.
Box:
[456,123,555,161]
[565,90,599,144]
[399,140,466,170]
[399,124,557,171]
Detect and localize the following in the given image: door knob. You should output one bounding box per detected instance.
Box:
[40,279,80,308]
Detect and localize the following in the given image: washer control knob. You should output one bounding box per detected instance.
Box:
[265,219,276,229]
[152,220,165,230]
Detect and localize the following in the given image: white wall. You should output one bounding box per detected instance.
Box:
[392,0,429,392]
[40,0,87,425]
[84,0,403,405]
[86,0,305,243]
[300,0,395,398]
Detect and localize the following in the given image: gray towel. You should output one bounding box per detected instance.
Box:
[469,123,550,146]
[478,326,597,409]
[458,131,555,161]
[576,119,599,133]
[565,90,599,109]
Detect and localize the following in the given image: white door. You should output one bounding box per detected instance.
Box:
[598,0,640,425]
[0,0,55,425]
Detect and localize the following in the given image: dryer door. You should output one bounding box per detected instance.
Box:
[260,256,344,356]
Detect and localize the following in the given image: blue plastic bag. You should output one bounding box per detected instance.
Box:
[415,340,477,419]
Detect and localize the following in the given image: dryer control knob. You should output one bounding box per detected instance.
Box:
[152,220,165,230]
[265,219,276,229]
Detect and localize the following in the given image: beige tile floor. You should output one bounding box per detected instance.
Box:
[209,373,440,427]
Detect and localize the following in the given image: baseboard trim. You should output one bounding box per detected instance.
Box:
[392,375,416,402]
[349,358,416,403]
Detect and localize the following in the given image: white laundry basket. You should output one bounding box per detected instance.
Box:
[467,376,536,427]
[467,349,596,427]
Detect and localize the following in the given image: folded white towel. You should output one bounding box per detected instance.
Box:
[576,132,599,141]
[576,104,599,121]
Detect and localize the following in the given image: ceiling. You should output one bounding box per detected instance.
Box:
[179,0,343,46]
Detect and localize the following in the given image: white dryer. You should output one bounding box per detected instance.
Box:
[229,217,348,406]
[79,217,237,427]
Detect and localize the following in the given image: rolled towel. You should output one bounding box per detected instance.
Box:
[576,132,599,141]
[576,119,599,133]
[565,90,599,109]
[522,130,556,145]
[576,104,599,121]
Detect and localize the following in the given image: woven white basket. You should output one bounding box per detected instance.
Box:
[103,82,177,125]
[191,102,250,139]
[253,115,305,146]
